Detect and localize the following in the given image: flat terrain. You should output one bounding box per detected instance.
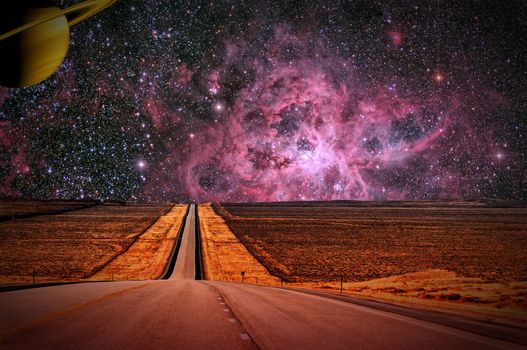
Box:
[2,280,522,350]
[92,204,188,281]
[0,201,173,283]
[217,201,527,282]
[1,205,523,350]
[199,204,280,285]
[215,201,527,325]
[0,200,98,220]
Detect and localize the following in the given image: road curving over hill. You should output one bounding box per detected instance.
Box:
[0,204,525,350]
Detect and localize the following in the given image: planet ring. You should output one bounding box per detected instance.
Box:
[0,0,118,41]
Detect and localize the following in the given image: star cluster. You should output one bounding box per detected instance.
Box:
[0,1,526,202]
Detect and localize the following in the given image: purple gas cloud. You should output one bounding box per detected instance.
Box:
[141,27,502,202]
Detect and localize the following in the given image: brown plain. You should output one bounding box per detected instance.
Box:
[199,204,280,285]
[213,201,527,326]
[92,204,188,280]
[0,202,186,283]
[0,199,97,218]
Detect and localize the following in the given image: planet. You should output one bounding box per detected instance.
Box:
[0,0,117,88]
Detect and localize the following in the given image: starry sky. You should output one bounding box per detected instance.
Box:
[0,0,526,202]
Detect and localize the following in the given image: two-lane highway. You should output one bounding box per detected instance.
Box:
[0,204,255,350]
[0,280,255,350]
[170,204,196,280]
[0,204,525,349]
[211,281,525,350]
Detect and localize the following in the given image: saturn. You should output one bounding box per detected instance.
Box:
[0,0,118,88]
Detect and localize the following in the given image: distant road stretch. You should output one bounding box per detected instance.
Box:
[170,204,196,280]
[0,204,524,350]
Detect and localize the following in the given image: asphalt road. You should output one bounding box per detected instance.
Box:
[0,205,525,350]
[170,204,196,280]
[210,281,524,350]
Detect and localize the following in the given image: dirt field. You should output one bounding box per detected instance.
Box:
[0,200,98,220]
[0,201,174,284]
[198,204,280,285]
[217,201,527,282]
[214,201,527,325]
[92,204,188,280]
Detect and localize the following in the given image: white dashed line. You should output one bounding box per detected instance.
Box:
[240,333,251,341]
[223,308,229,312]
[228,318,236,323]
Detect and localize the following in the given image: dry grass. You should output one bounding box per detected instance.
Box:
[199,203,280,285]
[0,202,174,284]
[215,201,527,325]
[294,270,527,326]
[92,204,188,280]
[219,202,527,282]
[0,200,96,218]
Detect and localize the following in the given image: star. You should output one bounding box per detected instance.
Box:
[432,71,445,84]
[0,1,524,202]
[214,103,224,112]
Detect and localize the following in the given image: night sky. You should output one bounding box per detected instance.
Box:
[0,0,526,202]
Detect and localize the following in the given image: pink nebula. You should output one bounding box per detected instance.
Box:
[143,28,464,202]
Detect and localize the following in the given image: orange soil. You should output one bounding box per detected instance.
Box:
[198,204,280,285]
[0,200,95,218]
[293,269,527,326]
[219,203,527,282]
[92,204,188,280]
[200,205,527,326]
[0,202,174,284]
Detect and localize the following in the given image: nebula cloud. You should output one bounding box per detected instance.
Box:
[143,27,494,202]
[0,2,524,202]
